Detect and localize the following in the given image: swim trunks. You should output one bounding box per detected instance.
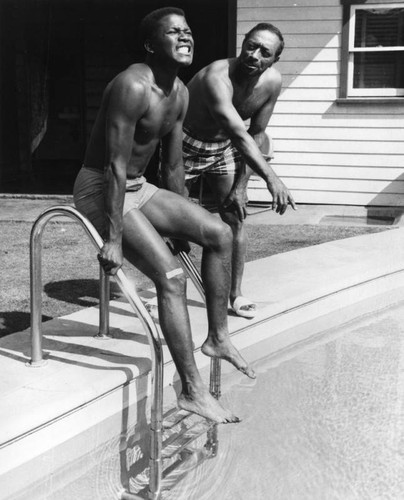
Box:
[73,166,159,236]
[183,127,275,183]
[182,127,244,180]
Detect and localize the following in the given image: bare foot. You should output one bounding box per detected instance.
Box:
[178,388,240,424]
[201,337,256,379]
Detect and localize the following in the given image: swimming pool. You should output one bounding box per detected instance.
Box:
[3,227,404,499]
[162,298,404,499]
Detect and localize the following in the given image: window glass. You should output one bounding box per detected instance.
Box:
[354,8,404,48]
[353,51,404,89]
[347,4,404,97]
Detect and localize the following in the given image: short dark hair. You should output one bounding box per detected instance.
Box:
[139,7,185,45]
[244,23,284,58]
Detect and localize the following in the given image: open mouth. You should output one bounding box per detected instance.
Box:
[177,46,191,55]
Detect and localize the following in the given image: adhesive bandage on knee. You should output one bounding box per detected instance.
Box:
[165,268,184,280]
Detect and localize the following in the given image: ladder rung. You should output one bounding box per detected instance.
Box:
[163,412,207,446]
[162,408,193,430]
[162,419,215,460]
[161,446,212,493]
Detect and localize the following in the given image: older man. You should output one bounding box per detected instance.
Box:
[183,23,296,319]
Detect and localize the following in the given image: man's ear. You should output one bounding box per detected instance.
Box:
[144,40,154,54]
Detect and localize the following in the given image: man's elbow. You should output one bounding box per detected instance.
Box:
[227,126,249,144]
[228,131,255,155]
[105,161,126,181]
[254,132,270,153]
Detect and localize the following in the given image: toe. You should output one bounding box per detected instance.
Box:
[240,365,256,379]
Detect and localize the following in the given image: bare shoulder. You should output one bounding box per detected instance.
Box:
[207,58,232,72]
[262,66,282,92]
[108,63,152,103]
[187,58,231,93]
[204,58,232,83]
[196,59,233,99]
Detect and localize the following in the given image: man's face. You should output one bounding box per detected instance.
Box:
[239,30,281,76]
[152,14,194,67]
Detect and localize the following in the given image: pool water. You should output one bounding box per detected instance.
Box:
[163,300,404,500]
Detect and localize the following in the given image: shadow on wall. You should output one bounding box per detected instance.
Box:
[366,171,404,223]
[324,102,404,217]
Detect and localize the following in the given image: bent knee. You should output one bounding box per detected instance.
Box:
[206,221,233,252]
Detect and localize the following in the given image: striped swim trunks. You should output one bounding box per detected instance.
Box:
[183,127,243,180]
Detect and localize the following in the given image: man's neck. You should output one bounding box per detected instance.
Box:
[146,57,178,96]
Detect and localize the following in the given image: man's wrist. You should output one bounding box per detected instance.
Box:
[265,175,280,190]
[235,180,248,191]
[106,233,122,245]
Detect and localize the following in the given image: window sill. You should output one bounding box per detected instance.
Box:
[336,98,404,105]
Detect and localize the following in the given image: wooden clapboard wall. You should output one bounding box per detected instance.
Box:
[239,0,404,206]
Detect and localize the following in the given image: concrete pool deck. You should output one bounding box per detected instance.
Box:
[2,196,404,498]
[2,217,404,498]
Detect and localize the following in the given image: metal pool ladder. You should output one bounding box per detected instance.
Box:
[28,205,221,500]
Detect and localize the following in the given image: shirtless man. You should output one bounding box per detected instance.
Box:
[73,7,255,424]
[183,23,296,319]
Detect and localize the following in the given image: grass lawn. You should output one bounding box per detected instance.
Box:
[0,219,391,337]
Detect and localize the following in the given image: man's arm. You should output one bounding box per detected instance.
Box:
[226,80,282,218]
[203,70,295,216]
[246,75,281,167]
[99,75,148,274]
[159,84,189,196]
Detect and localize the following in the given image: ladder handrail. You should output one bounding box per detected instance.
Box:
[29,205,164,499]
[29,205,221,499]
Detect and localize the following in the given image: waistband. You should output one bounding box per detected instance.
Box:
[183,126,231,146]
[81,166,146,191]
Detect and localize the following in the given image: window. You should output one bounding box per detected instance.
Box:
[343,2,404,98]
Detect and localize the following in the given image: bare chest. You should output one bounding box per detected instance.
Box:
[137,94,180,141]
[232,87,268,120]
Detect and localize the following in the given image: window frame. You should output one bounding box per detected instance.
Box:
[340,0,404,99]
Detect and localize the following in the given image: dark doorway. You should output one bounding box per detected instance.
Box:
[31,2,86,193]
[0,0,234,194]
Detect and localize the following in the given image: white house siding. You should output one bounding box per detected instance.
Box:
[239,0,404,206]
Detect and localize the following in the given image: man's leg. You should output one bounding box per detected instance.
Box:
[122,208,239,423]
[140,189,255,378]
[206,173,257,318]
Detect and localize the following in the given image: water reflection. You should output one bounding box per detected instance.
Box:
[165,303,404,499]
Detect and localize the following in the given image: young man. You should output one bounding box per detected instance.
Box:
[73,7,255,424]
[183,23,296,319]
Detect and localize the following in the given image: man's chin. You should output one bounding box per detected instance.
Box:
[178,58,193,67]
